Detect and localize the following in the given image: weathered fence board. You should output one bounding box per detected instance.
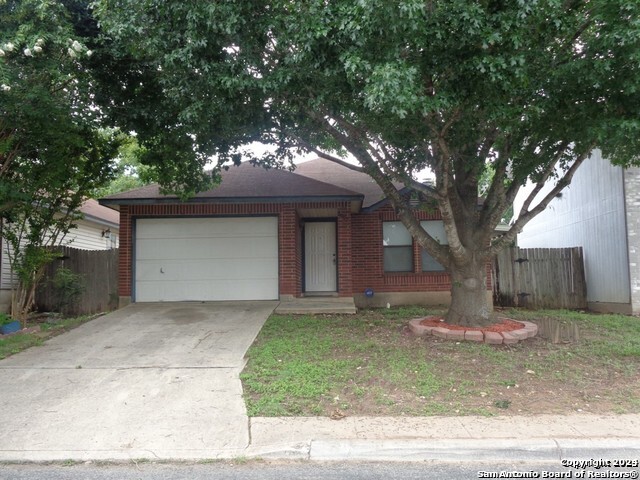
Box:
[492,247,587,310]
[36,247,119,315]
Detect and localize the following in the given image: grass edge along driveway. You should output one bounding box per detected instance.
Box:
[0,314,100,360]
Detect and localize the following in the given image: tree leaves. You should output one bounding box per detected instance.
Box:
[0,0,120,318]
[92,0,640,262]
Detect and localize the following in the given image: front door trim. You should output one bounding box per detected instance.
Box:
[302,218,338,294]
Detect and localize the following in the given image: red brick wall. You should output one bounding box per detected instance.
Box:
[118,201,352,299]
[350,204,452,296]
[278,204,299,297]
[337,208,353,296]
[117,201,477,301]
[118,205,132,297]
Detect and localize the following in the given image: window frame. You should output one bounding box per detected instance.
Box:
[382,221,413,273]
[419,220,447,272]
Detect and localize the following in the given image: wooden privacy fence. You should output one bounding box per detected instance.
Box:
[36,246,119,315]
[492,247,587,310]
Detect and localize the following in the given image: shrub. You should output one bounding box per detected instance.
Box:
[51,268,85,314]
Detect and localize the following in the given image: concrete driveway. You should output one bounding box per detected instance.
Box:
[0,301,277,461]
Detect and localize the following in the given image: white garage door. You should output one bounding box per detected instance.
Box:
[134,217,279,302]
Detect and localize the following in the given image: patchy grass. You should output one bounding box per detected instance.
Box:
[0,313,101,360]
[241,306,640,417]
[0,332,45,359]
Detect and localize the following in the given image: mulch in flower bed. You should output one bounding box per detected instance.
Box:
[419,317,525,333]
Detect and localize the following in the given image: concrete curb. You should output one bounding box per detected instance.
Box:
[1,437,638,463]
[246,415,640,463]
[305,438,640,462]
[1,412,639,462]
[245,437,640,463]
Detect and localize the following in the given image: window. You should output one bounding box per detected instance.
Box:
[420,220,446,272]
[383,221,413,272]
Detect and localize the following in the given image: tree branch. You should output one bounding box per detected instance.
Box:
[518,142,570,218]
[311,111,452,266]
[490,144,595,255]
[433,135,469,263]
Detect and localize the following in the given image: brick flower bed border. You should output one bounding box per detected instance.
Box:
[408,316,538,344]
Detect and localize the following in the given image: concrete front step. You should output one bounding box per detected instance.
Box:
[275,297,357,315]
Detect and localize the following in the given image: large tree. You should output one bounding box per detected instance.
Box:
[94,0,640,326]
[0,0,118,320]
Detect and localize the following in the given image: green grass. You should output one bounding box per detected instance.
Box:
[0,314,99,360]
[241,306,640,417]
[0,332,44,359]
[509,309,640,357]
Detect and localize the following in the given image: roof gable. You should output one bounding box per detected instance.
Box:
[80,199,119,227]
[294,158,405,209]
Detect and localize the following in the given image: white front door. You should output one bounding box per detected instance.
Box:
[304,221,337,292]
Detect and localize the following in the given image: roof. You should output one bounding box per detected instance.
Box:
[294,158,405,209]
[80,199,119,228]
[100,162,364,209]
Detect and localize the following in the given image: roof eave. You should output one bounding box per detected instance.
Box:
[361,186,412,213]
[99,194,364,208]
[80,213,120,230]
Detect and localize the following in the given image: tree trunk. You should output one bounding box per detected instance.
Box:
[445,259,493,327]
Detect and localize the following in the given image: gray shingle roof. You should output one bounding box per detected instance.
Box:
[100,161,364,205]
[80,199,119,226]
[294,158,405,209]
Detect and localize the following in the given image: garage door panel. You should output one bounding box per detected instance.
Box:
[136,258,278,282]
[135,238,217,260]
[135,279,278,302]
[135,217,279,302]
[136,237,278,261]
[136,217,277,239]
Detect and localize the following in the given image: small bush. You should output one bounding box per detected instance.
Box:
[0,312,16,326]
[51,268,85,314]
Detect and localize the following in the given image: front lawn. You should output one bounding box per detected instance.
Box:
[240,307,640,417]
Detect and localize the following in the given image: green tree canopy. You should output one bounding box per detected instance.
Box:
[94,0,640,325]
[0,0,119,319]
[92,134,155,198]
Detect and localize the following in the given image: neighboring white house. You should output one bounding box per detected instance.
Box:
[514,150,640,314]
[0,199,120,312]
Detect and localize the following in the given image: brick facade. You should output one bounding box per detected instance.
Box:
[279,204,301,297]
[337,207,354,296]
[350,204,452,296]
[117,201,464,302]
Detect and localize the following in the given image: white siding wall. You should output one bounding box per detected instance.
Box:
[1,235,19,291]
[1,219,119,291]
[61,219,119,251]
[515,151,630,305]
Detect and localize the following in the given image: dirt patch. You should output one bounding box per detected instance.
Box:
[333,326,637,416]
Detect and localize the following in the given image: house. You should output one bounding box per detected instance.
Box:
[99,158,492,308]
[0,199,120,312]
[514,149,640,314]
